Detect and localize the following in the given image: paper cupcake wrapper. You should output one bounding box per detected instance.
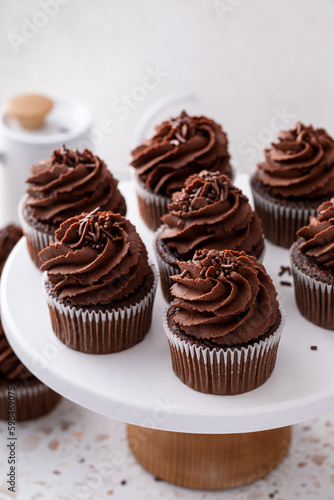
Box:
[134,176,171,231]
[163,308,285,395]
[18,195,55,269]
[290,251,334,330]
[43,264,158,354]
[153,239,179,303]
[251,187,318,248]
[0,378,61,421]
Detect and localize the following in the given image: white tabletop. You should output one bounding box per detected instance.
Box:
[0,398,332,500]
[2,174,334,434]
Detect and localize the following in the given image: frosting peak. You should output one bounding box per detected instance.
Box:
[170,249,279,347]
[256,123,334,199]
[66,208,124,250]
[159,171,263,256]
[297,198,334,268]
[26,146,125,223]
[39,211,150,306]
[169,170,236,211]
[131,111,232,197]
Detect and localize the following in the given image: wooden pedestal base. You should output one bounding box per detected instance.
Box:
[127,425,291,490]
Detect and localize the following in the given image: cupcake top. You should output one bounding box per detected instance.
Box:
[39,209,150,306]
[256,123,334,199]
[0,224,22,275]
[169,249,279,347]
[297,198,334,269]
[159,171,263,256]
[25,146,125,224]
[0,321,31,380]
[131,111,231,197]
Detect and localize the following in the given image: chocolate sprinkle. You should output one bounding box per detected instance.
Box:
[171,170,246,213]
[69,210,123,250]
[278,265,291,277]
[280,281,292,287]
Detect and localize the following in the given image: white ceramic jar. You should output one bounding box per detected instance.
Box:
[0,93,91,225]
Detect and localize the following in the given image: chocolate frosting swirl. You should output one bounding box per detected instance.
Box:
[170,249,279,347]
[131,111,232,197]
[25,146,125,223]
[256,123,334,199]
[39,210,150,306]
[0,321,31,380]
[0,224,22,275]
[159,171,263,256]
[297,198,334,268]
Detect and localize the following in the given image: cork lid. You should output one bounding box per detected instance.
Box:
[7,94,53,130]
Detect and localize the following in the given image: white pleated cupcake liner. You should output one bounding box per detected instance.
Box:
[153,234,179,303]
[42,263,158,354]
[0,378,61,421]
[163,307,285,395]
[290,249,334,330]
[18,194,55,268]
[251,187,318,248]
[133,176,171,231]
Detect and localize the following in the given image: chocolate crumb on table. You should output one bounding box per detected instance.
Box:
[280,281,292,287]
[268,491,279,498]
[278,265,291,277]
[310,346,318,351]
[120,480,127,485]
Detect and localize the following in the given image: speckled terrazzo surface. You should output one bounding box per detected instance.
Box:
[0,398,334,500]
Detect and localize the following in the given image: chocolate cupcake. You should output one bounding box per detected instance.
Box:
[291,198,334,329]
[0,320,61,421]
[39,209,157,354]
[251,123,334,248]
[155,171,264,302]
[0,224,22,274]
[163,249,283,395]
[130,111,232,231]
[19,146,126,268]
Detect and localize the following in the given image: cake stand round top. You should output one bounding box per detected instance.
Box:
[2,175,334,434]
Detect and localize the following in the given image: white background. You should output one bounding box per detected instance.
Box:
[1,0,334,180]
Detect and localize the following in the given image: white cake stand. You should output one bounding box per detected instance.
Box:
[2,175,334,489]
